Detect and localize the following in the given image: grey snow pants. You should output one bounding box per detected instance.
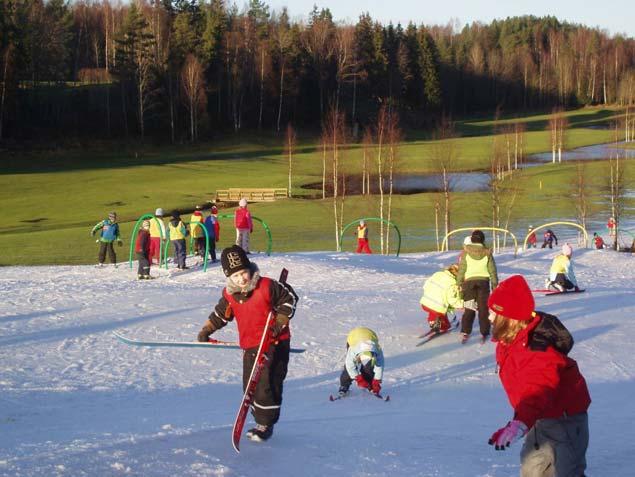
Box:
[520,412,589,477]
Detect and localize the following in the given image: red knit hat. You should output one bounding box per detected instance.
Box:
[488,275,535,321]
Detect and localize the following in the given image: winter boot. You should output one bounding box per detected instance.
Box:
[246,423,273,442]
[338,385,349,397]
[460,333,470,344]
[480,334,489,345]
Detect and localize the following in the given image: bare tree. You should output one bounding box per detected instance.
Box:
[285,123,296,197]
[181,54,206,142]
[375,105,388,253]
[572,161,590,244]
[384,110,401,252]
[302,15,334,119]
[322,107,347,249]
[0,44,13,141]
[548,107,568,163]
[607,126,625,250]
[361,127,373,195]
[432,117,458,245]
[333,25,356,116]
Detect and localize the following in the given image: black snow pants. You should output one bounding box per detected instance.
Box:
[461,279,491,336]
[136,252,150,277]
[98,242,116,264]
[242,339,290,427]
[554,273,575,290]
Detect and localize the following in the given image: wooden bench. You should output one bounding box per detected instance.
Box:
[215,188,288,202]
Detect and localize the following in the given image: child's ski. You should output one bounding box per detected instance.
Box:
[544,288,585,296]
[231,268,288,453]
[113,332,305,353]
[329,390,390,402]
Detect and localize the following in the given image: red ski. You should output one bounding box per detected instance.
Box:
[231,268,288,453]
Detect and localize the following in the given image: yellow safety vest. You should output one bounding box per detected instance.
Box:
[347,327,379,347]
[420,270,463,313]
[464,254,490,280]
[149,218,166,239]
[357,226,368,239]
[168,221,186,240]
[550,254,569,275]
[190,214,204,238]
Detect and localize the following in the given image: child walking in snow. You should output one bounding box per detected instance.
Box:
[541,229,558,249]
[457,230,498,343]
[487,274,590,476]
[168,211,188,270]
[189,205,206,257]
[91,211,122,266]
[355,220,372,254]
[527,226,537,248]
[547,243,579,292]
[134,220,152,279]
[203,204,220,263]
[196,245,298,442]
[338,327,384,397]
[149,208,167,265]
[420,264,464,333]
[234,198,253,253]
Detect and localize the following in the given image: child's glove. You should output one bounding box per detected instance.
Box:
[371,379,381,394]
[272,313,289,336]
[355,375,370,389]
[197,321,216,342]
[488,420,528,450]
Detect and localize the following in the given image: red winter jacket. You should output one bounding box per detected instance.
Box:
[495,312,591,429]
[135,229,151,256]
[234,207,253,231]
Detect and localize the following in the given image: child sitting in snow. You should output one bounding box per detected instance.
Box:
[338,327,384,397]
[487,275,590,476]
[419,264,466,333]
[547,243,579,292]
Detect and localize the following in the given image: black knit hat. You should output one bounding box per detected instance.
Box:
[471,229,485,244]
[221,245,250,277]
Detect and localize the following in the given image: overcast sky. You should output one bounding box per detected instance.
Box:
[262,0,634,38]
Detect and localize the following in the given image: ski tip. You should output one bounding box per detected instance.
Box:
[329,395,335,401]
[385,395,390,402]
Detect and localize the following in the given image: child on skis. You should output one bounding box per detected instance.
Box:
[134,220,152,279]
[168,211,188,269]
[196,245,298,442]
[420,264,464,333]
[338,327,384,397]
[355,220,372,254]
[593,232,605,249]
[235,198,253,253]
[149,208,167,265]
[457,230,498,343]
[203,204,220,263]
[189,205,206,257]
[91,211,122,266]
[541,229,558,249]
[547,243,579,292]
[487,275,590,477]
[526,226,537,248]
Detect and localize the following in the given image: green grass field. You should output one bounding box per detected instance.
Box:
[1,106,632,265]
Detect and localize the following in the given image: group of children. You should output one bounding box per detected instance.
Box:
[191,240,589,476]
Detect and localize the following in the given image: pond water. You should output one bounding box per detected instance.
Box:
[529,141,635,162]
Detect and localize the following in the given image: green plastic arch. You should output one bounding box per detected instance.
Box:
[523,222,588,249]
[339,217,402,257]
[217,214,273,256]
[128,214,167,269]
[442,227,518,257]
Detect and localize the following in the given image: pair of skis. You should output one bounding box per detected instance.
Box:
[329,390,390,402]
[532,288,586,296]
[415,317,460,346]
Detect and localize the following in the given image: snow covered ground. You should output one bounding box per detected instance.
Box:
[1,248,634,476]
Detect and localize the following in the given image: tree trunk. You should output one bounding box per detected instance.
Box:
[277,62,285,132]
[258,48,264,130]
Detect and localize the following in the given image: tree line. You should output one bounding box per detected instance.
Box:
[1,0,635,143]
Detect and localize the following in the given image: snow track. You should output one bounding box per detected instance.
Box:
[1,249,634,476]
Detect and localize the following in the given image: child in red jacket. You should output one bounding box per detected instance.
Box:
[486,275,591,476]
[135,220,152,279]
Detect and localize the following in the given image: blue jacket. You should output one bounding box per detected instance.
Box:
[203,216,217,241]
[91,219,120,243]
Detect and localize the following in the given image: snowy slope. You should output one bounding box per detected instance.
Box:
[1,249,634,476]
